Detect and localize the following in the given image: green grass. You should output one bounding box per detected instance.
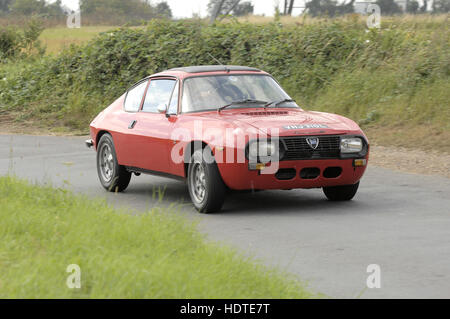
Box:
[39,26,117,54]
[0,176,315,298]
[310,67,450,152]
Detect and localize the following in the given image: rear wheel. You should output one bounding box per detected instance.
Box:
[96,133,131,192]
[187,149,226,213]
[323,182,359,201]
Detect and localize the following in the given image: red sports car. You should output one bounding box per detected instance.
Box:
[87,65,369,213]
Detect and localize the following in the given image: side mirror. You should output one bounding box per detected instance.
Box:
[157,104,167,114]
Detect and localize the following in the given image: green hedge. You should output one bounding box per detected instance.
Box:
[0,18,448,130]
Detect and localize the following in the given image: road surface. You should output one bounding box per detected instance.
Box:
[1,134,449,298]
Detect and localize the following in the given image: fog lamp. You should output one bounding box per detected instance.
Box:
[249,163,267,170]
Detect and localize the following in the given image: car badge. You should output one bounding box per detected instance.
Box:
[306,137,319,150]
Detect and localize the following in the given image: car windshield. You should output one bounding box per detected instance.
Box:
[181,74,298,113]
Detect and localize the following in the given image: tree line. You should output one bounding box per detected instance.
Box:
[1,0,448,21]
[295,0,448,15]
[0,0,173,19]
[208,0,449,20]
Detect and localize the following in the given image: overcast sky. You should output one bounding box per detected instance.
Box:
[55,0,302,18]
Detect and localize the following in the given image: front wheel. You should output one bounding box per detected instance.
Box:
[187,149,226,213]
[96,133,131,192]
[323,182,359,201]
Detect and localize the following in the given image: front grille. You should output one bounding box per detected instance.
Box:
[281,135,341,160]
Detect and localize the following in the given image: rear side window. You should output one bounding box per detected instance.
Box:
[124,80,148,112]
[142,79,176,113]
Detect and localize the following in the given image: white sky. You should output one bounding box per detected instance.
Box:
[55,0,298,18]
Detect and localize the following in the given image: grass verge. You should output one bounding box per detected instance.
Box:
[0,176,315,298]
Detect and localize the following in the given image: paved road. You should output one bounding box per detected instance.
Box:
[1,134,449,298]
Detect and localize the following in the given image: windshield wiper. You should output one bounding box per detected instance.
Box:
[264,98,296,108]
[217,99,268,113]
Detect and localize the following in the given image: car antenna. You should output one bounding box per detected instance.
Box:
[207,53,229,73]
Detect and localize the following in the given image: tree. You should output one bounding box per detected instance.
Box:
[45,0,64,16]
[432,0,450,13]
[208,0,242,22]
[0,0,12,12]
[406,0,419,14]
[155,1,172,18]
[9,0,46,15]
[80,0,156,20]
[233,1,253,16]
[305,0,337,16]
[7,0,64,16]
[375,0,402,15]
[287,0,294,14]
[336,0,355,15]
[304,0,354,16]
[420,0,427,12]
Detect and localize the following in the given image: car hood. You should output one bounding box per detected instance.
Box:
[197,108,362,136]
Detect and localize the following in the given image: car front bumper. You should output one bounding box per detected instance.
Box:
[216,156,369,190]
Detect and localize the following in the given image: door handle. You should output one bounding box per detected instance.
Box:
[128,120,137,129]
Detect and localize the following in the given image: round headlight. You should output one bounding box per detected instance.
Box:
[248,140,278,162]
[340,137,363,153]
[258,141,276,157]
[248,141,258,159]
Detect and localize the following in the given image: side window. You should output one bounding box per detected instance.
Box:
[167,81,179,115]
[142,79,176,113]
[124,80,148,112]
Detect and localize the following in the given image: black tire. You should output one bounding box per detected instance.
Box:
[323,182,359,201]
[96,133,131,192]
[187,148,226,213]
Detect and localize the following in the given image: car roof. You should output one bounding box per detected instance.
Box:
[167,65,261,73]
[148,65,265,79]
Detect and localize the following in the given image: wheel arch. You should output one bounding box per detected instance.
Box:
[183,140,212,178]
[96,130,111,149]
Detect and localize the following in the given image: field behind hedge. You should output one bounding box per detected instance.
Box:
[0,15,448,151]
